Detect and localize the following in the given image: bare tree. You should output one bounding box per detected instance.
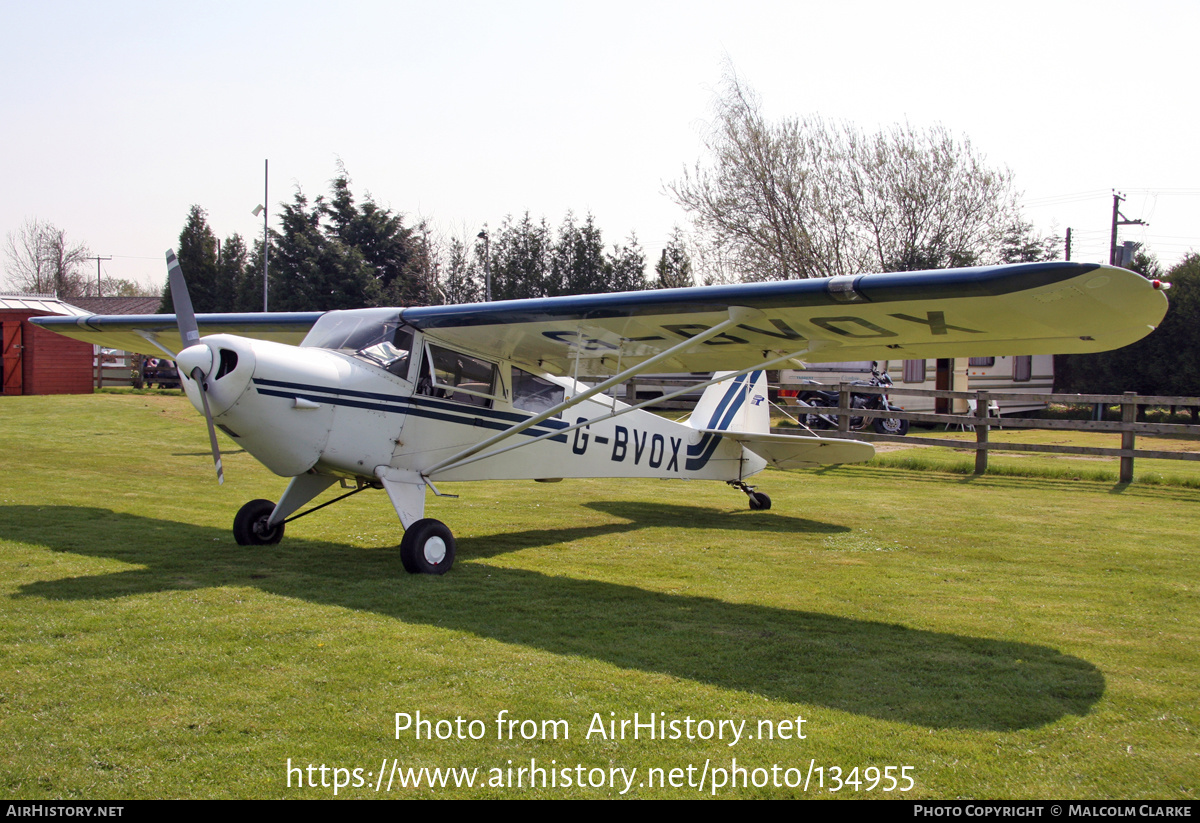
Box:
[670,72,1021,281]
[4,218,91,296]
[670,77,839,281]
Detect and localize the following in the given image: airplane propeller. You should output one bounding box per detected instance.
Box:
[167,249,224,485]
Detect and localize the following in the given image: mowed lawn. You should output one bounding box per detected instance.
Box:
[1,392,1196,799]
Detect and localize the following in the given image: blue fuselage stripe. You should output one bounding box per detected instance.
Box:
[252,377,568,429]
[251,379,568,442]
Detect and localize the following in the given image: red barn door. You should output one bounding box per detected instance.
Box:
[2,322,23,395]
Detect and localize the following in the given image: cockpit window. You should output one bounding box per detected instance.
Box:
[356,327,413,378]
[300,310,413,379]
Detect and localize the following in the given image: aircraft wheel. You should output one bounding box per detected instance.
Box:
[873,416,909,436]
[233,498,284,545]
[400,518,456,575]
[748,491,772,511]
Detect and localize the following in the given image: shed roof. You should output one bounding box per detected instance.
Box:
[0,293,93,317]
[70,296,162,315]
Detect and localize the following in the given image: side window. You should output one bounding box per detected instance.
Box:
[903,359,926,383]
[512,367,565,414]
[419,345,498,408]
[968,357,995,368]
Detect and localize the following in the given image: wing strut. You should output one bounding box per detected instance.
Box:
[427,343,811,477]
[422,306,767,476]
[133,329,181,359]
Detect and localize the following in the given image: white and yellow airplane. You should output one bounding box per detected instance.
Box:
[33,254,1169,574]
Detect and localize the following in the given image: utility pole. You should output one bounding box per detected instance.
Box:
[1109,191,1147,266]
[87,255,112,296]
[253,161,269,311]
[1065,227,1072,261]
[263,160,269,311]
[477,228,491,301]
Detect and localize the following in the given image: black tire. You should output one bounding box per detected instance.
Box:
[748,491,772,511]
[233,498,284,546]
[400,518,456,575]
[873,415,909,436]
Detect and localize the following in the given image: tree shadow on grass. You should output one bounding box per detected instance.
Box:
[3,504,1103,732]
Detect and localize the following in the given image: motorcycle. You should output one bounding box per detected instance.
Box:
[796,362,909,435]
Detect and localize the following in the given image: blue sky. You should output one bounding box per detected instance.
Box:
[2,0,1196,292]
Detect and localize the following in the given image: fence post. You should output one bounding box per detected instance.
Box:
[974,390,990,475]
[1120,392,1136,483]
[838,384,851,433]
[625,379,637,405]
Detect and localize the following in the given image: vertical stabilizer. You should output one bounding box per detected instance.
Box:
[688,371,770,434]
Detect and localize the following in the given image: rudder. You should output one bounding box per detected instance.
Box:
[688,370,770,434]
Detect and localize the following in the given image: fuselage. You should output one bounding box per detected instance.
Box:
[176,310,764,488]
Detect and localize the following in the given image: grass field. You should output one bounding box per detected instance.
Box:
[1,393,1197,799]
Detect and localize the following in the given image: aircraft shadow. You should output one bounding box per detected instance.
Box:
[463,500,849,560]
[4,505,1104,732]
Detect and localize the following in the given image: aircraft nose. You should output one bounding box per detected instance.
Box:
[178,336,256,418]
[176,343,214,381]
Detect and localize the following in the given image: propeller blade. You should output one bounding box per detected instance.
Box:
[167,249,223,485]
[191,366,224,485]
[166,249,200,349]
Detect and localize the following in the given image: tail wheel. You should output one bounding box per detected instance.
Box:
[400,518,456,575]
[233,498,284,545]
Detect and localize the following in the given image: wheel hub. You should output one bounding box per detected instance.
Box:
[423,536,447,564]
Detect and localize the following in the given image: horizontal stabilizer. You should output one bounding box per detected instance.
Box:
[698,429,876,469]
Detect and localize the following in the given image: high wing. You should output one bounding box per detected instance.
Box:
[401,262,1168,374]
[30,311,323,356]
[30,261,1167,368]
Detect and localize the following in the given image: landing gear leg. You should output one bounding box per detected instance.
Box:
[232,479,369,547]
[728,480,771,511]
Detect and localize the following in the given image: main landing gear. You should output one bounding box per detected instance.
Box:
[399,518,456,575]
[728,480,771,511]
[230,486,457,575]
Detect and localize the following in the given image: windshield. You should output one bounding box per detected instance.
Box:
[300,309,414,378]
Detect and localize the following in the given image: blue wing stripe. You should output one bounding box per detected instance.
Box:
[399,263,1100,330]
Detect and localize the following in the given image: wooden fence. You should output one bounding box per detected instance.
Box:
[93,351,133,389]
[778,385,1200,483]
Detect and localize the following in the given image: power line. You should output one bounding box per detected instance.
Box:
[1022,189,1110,207]
[85,255,111,295]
